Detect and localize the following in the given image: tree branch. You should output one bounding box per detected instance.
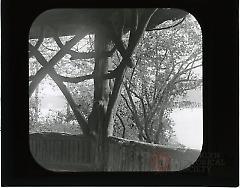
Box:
[146,17,186,32]
[53,35,63,48]
[104,62,127,132]
[29,36,44,58]
[69,46,116,60]
[109,8,158,68]
[142,85,151,110]
[139,97,147,127]
[181,64,202,74]
[40,42,59,52]
[129,88,143,100]
[173,84,202,95]
[116,112,126,138]
[69,51,95,60]
[29,44,90,135]
[154,60,175,103]
[29,32,88,97]
[35,36,44,49]
[153,49,168,102]
[57,74,94,83]
[121,93,134,115]
[174,79,202,84]
[127,8,158,55]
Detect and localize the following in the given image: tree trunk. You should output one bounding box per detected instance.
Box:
[154,121,163,144]
[154,110,165,144]
[88,30,112,171]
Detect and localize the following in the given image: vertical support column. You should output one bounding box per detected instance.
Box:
[89,30,112,170]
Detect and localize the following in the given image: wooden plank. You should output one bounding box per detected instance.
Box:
[66,139,70,164]
[72,139,77,164]
[86,140,90,163]
[117,143,121,171]
[69,139,74,164]
[50,139,54,162]
[77,139,81,163]
[107,142,112,171]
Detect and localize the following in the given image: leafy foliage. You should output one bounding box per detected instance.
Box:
[114,14,202,145]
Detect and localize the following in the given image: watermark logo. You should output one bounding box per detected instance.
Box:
[150,151,171,171]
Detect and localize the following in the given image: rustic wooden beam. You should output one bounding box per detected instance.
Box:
[29,32,87,97]
[29,9,188,39]
[104,9,158,134]
[29,44,90,135]
[69,46,116,60]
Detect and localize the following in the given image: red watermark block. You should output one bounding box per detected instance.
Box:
[150,151,171,171]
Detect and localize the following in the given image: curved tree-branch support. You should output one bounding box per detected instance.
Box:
[103,8,158,141]
[69,46,116,60]
[146,17,186,32]
[57,74,94,83]
[30,72,118,84]
[30,70,119,84]
[50,71,90,135]
[29,36,44,58]
[53,35,63,48]
[29,44,90,135]
[29,32,88,97]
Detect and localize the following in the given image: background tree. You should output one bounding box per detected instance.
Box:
[114,14,202,144]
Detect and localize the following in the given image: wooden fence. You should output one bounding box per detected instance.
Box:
[29,133,200,171]
[29,133,96,171]
[107,136,200,171]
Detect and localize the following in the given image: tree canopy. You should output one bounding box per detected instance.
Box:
[114,14,202,144]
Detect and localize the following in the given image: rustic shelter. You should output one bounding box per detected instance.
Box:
[29,8,200,171]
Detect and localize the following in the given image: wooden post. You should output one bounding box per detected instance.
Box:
[88,30,112,171]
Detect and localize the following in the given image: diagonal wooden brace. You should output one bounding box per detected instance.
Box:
[29,32,88,97]
[29,44,90,135]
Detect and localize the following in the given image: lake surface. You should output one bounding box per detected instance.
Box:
[170,108,203,150]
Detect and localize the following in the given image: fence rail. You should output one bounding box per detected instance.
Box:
[29,133,200,171]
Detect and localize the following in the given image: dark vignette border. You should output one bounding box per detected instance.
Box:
[1,0,239,186]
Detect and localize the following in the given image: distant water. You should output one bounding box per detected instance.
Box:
[38,94,203,150]
[170,108,203,150]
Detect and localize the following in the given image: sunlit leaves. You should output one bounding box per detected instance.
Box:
[38,37,60,61]
[29,57,42,77]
